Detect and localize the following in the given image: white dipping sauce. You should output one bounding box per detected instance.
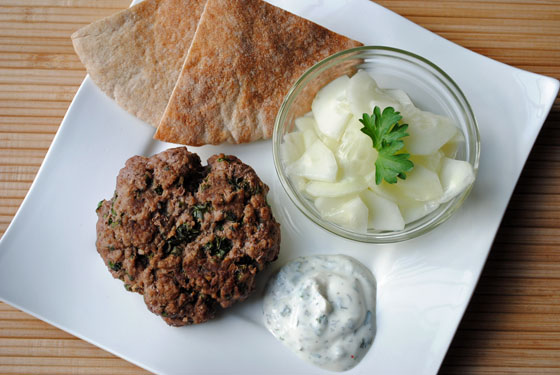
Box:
[263,254,377,372]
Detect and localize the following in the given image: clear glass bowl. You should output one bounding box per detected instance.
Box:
[272,46,480,243]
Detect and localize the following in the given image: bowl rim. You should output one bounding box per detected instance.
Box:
[272,45,481,243]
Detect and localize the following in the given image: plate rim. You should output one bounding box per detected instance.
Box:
[0,1,558,374]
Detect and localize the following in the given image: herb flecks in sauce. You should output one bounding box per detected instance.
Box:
[263,255,376,372]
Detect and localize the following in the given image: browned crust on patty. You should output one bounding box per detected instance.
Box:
[95,147,280,326]
[154,0,362,145]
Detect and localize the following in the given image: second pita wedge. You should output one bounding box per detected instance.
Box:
[154,0,362,145]
[72,0,207,127]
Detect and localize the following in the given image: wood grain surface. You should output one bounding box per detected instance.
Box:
[0,0,558,374]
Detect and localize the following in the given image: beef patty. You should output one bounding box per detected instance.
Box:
[95,147,280,326]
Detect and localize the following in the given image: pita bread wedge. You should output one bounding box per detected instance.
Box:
[154,0,362,145]
[72,0,207,127]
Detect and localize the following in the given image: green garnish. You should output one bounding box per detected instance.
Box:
[108,260,122,272]
[227,176,245,191]
[175,223,200,242]
[359,106,414,185]
[203,236,232,258]
[164,223,200,256]
[192,202,211,222]
[108,217,120,228]
[96,200,103,211]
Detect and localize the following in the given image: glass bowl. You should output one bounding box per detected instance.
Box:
[272,46,480,243]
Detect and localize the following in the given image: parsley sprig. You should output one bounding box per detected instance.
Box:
[359,106,414,185]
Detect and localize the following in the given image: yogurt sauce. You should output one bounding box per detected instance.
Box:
[263,254,377,372]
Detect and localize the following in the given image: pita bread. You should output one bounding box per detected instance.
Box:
[154,0,362,145]
[72,0,207,127]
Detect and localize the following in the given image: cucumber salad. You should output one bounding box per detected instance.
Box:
[281,70,475,232]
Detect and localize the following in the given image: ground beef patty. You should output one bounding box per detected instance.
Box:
[95,147,280,326]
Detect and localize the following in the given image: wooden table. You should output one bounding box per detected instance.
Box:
[0,1,558,374]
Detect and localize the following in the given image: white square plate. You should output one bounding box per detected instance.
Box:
[0,0,558,374]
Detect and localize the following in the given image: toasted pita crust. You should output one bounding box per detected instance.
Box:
[72,0,207,127]
[154,0,362,145]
